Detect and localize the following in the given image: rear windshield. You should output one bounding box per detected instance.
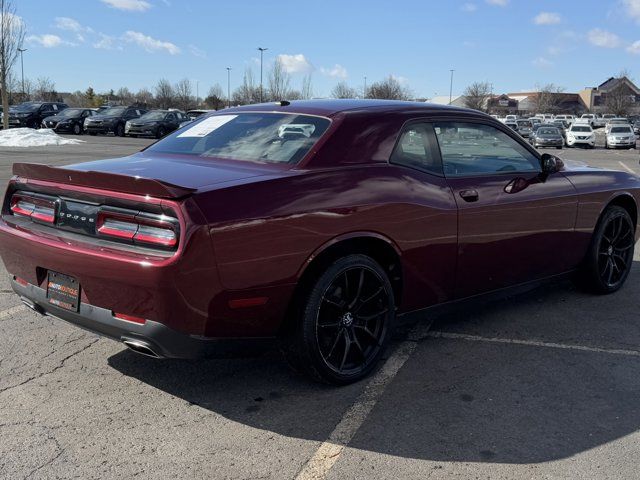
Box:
[148,113,331,165]
[571,126,592,132]
[517,121,531,127]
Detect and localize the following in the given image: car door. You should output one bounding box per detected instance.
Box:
[433,120,579,299]
[165,112,177,131]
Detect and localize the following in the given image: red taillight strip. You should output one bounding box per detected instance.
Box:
[97,209,178,248]
[10,193,56,224]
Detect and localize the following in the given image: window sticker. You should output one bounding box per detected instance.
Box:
[177,115,237,138]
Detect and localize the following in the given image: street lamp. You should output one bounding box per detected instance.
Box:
[258,47,268,102]
[17,47,26,97]
[226,67,232,108]
[449,69,455,105]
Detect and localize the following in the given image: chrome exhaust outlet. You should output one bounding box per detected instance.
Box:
[20,297,44,315]
[122,339,161,358]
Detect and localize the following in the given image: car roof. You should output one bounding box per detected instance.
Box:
[225,99,472,118]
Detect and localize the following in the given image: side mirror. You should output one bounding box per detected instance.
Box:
[541,153,564,175]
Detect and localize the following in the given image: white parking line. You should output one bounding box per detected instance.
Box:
[295,320,433,480]
[618,161,637,174]
[427,331,640,357]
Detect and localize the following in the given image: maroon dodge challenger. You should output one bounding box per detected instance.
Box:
[1,100,639,384]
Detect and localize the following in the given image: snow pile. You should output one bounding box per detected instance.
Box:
[0,128,85,148]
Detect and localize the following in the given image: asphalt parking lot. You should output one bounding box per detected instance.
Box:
[1,132,640,479]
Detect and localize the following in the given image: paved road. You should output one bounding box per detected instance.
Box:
[1,134,640,479]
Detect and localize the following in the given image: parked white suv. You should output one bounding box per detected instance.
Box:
[579,114,605,128]
[567,124,595,148]
[605,125,636,149]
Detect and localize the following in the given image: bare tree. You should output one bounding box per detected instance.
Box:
[301,74,313,100]
[267,58,291,101]
[155,78,174,108]
[463,81,492,112]
[135,87,154,108]
[33,76,57,101]
[174,78,193,111]
[232,68,260,105]
[533,83,565,113]
[605,82,635,116]
[367,76,412,100]
[331,81,357,99]
[205,84,225,110]
[0,0,24,128]
[65,90,88,107]
[116,86,134,105]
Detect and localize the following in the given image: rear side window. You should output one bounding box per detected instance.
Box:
[390,123,442,175]
[434,122,540,177]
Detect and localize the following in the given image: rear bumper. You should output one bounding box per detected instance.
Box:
[11,277,274,358]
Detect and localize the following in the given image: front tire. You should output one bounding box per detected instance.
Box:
[578,205,635,294]
[284,254,395,384]
[115,123,125,137]
[73,123,81,135]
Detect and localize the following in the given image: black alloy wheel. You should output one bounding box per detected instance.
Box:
[579,205,635,294]
[284,254,395,384]
[73,123,81,135]
[156,126,166,139]
[116,123,125,137]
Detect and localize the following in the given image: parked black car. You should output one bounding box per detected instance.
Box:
[84,106,147,136]
[8,102,68,129]
[530,126,564,149]
[125,110,188,138]
[42,108,96,135]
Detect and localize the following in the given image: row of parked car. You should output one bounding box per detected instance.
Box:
[494,114,639,150]
[1,101,213,138]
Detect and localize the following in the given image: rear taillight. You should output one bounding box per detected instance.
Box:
[97,209,178,248]
[10,193,56,224]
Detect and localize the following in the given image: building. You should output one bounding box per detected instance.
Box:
[487,94,518,115]
[506,92,586,116]
[579,77,640,114]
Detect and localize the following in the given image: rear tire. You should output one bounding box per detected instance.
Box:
[282,254,395,384]
[577,205,635,294]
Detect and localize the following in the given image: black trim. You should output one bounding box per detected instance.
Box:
[11,278,275,359]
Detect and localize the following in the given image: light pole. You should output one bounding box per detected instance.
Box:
[364,76,367,99]
[196,80,199,107]
[17,48,26,97]
[258,47,268,102]
[226,67,231,108]
[449,69,455,105]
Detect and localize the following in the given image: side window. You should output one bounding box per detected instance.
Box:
[390,123,442,175]
[166,113,176,122]
[433,122,540,177]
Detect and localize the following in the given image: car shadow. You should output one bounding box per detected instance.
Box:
[108,264,640,464]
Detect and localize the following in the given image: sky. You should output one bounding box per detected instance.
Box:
[13,0,640,99]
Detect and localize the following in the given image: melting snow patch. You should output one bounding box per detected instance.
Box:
[0,128,85,147]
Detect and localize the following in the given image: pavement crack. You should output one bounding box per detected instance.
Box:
[0,338,98,395]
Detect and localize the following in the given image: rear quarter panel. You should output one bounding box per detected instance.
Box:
[194,165,458,336]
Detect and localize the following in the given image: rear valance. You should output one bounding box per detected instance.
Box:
[12,163,196,199]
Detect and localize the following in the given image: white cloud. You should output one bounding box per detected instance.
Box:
[93,33,118,50]
[54,17,92,33]
[486,0,508,6]
[277,54,313,73]
[101,0,151,11]
[533,12,561,25]
[320,64,348,79]
[532,57,553,68]
[188,44,206,58]
[461,3,477,12]
[628,40,640,54]
[622,0,640,23]
[122,30,180,54]
[588,28,622,48]
[26,34,75,48]
[391,74,409,85]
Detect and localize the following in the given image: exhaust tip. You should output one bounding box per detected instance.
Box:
[20,297,45,315]
[122,339,161,358]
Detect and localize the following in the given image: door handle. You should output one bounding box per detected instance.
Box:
[459,189,479,202]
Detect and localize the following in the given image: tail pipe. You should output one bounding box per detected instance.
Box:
[122,338,162,358]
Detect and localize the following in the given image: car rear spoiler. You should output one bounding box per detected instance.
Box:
[12,163,197,199]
